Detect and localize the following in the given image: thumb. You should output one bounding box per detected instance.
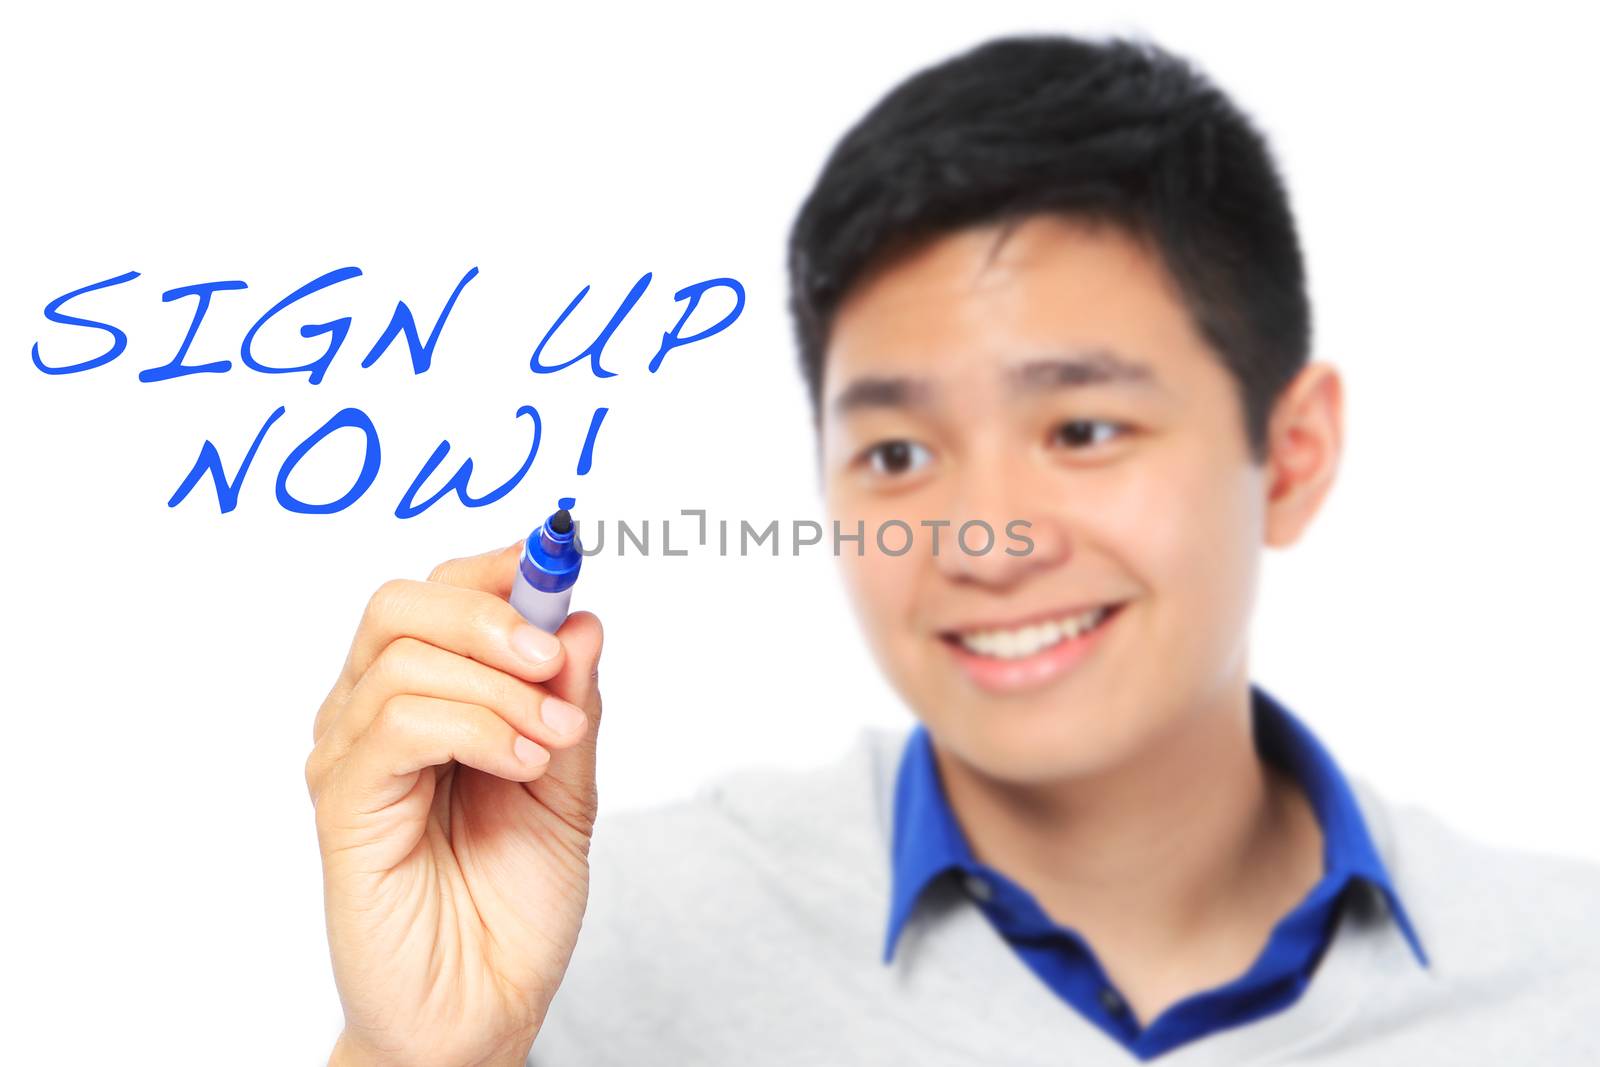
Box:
[528,610,603,822]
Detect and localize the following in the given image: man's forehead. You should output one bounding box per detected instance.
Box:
[823,217,1204,408]
[834,214,1155,320]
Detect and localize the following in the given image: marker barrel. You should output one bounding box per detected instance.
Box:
[510,581,573,634]
[510,508,582,633]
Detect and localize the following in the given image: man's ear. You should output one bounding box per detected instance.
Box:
[1263,361,1344,548]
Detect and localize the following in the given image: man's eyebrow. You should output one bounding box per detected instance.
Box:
[1009,349,1161,392]
[829,376,934,416]
[828,349,1158,416]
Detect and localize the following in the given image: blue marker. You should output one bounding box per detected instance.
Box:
[510,505,582,633]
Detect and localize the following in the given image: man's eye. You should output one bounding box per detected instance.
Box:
[864,439,932,476]
[1052,419,1125,449]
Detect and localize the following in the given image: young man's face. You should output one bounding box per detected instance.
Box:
[821,214,1279,784]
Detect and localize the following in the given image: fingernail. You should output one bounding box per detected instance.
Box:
[541,698,586,734]
[514,735,549,766]
[511,624,561,664]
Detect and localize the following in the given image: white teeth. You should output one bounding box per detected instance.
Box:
[956,605,1111,660]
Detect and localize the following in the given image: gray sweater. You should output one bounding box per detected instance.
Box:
[529,725,1600,1064]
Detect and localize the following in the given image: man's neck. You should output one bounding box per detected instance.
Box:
[932,676,1325,1020]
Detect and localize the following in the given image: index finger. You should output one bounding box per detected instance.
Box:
[318,537,531,725]
[426,538,525,597]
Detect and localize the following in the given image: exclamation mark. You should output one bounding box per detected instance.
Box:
[561,406,608,510]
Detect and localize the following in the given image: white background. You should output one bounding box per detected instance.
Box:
[2,1,1596,1062]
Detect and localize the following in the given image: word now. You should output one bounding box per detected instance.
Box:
[173,403,608,518]
[30,267,746,383]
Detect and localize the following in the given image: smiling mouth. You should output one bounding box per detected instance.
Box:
[940,602,1125,660]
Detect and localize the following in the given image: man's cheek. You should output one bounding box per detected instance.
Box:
[1085,458,1217,566]
[1062,467,1190,566]
[840,555,898,629]
[859,558,919,636]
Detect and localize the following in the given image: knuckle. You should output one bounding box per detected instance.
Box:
[477,672,524,723]
[426,556,460,583]
[464,599,507,646]
[432,699,498,757]
[311,777,344,837]
[362,578,412,626]
[370,635,426,682]
[372,692,419,738]
[389,634,427,658]
[464,703,505,745]
[438,644,507,702]
[303,748,322,800]
[313,685,352,743]
[311,699,335,745]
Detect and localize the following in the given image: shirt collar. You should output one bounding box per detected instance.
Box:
[883,682,1428,968]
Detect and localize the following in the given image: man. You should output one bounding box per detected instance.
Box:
[310,34,1599,1066]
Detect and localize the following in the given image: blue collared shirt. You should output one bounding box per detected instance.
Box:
[883,683,1430,1060]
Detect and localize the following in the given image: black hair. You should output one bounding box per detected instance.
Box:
[786,33,1310,461]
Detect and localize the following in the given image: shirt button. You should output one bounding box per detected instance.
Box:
[1099,987,1125,1014]
[962,873,994,902]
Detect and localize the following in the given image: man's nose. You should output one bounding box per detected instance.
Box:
[933,467,1070,590]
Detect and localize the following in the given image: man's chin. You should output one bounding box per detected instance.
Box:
[918,696,1141,788]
